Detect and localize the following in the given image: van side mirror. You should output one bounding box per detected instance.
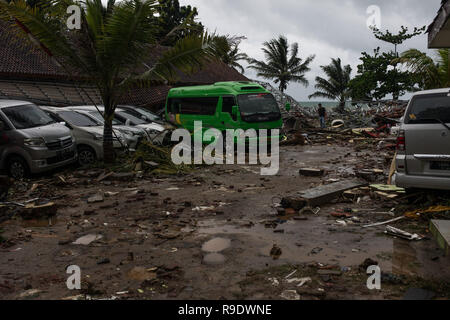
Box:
[231,106,239,117]
[285,103,291,112]
[125,119,131,126]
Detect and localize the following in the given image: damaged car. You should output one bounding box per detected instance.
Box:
[0,100,77,179]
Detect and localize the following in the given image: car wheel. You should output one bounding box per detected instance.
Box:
[7,156,28,180]
[78,146,96,166]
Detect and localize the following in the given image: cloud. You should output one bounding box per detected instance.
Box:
[180,0,441,101]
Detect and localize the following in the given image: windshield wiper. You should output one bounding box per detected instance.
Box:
[414,118,450,131]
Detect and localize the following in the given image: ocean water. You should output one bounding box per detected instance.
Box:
[298,101,353,109]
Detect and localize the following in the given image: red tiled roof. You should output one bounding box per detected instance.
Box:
[0,20,68,80]
[0,20,248,85]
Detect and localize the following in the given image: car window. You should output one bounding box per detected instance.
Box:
[222,96,236,114]
[88,111,121,125]
[137,108,160,121]
[168,97,218,115]
[58,111,99,127]
[117,112,146,125]
[2,104,55,129]
[406,94,450,124]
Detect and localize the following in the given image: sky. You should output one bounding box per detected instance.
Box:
[179,0,442,101]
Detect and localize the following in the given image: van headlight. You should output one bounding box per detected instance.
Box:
[24,137,46,147]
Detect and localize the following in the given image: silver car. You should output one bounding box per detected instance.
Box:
[0,100,77,179]
[395,88,450,191]
[41,106,128,166]
[64,107,147,151]
[67,106,169,145]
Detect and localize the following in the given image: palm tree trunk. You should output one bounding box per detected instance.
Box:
[102,94,116,163]
[103,115,115,164]
[336,99,345,113]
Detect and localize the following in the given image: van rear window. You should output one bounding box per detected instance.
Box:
[406,94,450,124]
[168,97,218,115]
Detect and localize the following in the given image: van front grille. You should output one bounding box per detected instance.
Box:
[46,137,73,150]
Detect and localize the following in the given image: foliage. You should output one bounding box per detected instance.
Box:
[349,25,426,102]
[395,48,450,89]
[155,0,203,46]
[247,35,314,93]
[371,25,426,51]
[354,26,426,100]
[211,35,248,73]
[308,58,352,112]
[349,48,419,101]
[134,141,193,175]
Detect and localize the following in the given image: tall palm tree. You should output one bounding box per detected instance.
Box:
[308,58,352,112]
[0,0,213,163]
[395,48,449,89]
[247,35,315,93]
[211,35,248,73]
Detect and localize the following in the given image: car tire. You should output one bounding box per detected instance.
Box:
[77,146,97,166]
[7,156,29,180]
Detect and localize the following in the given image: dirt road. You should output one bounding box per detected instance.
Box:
[1,145,449,300]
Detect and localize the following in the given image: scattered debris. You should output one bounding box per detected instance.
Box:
[385,226,424,241]
[87,194,104,204]
[72,234,103,246]
[282,180,368,208]
[270,244,282,260]
[429,220,450,255]
[362,216,404,228]
[299,168,325,177]
[280,290,301,300]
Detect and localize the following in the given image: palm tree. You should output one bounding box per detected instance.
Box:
[211,35,248,73]
[308,58,352,112]
[395,48,449,89]
[247,35,315,93]
[0,0,213,163]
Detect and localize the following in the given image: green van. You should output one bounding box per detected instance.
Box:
[165,81,284,144]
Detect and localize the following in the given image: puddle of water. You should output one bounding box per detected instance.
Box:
[202,237,231,253]
[203,253,226,265]
[72,234,103,245]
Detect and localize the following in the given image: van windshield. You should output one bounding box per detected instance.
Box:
[2,104,55,129]
[237,93,281,122]
[406,94,450,124]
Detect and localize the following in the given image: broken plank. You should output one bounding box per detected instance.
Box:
[298,180,368,207]
[362,216,404,228]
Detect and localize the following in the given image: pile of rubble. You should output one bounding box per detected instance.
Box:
[256,80,407,142]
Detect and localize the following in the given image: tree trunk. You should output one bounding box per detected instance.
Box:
[336,100,345,113]
[103,97,116,164]
[103,116,115,163]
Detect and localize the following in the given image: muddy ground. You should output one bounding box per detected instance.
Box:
[1,143,449,300]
